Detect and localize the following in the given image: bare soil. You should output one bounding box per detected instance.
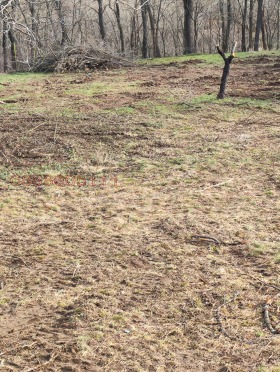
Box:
[0,54,279,371]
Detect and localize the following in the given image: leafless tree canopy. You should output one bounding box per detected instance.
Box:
[0,0,279,71]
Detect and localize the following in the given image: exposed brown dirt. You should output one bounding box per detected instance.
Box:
[0,54,279,371]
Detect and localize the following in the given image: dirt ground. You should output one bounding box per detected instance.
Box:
[0,53,279,371]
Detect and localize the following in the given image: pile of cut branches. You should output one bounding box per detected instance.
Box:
[33,47,133,73]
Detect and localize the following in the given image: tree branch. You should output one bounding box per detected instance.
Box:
[216,45,226,61]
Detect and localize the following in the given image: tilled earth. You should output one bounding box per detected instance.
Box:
[0,53,279,371]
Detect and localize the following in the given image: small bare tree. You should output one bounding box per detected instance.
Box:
[217,41,237,99]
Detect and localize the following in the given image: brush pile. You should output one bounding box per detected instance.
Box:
[33,47,132,72]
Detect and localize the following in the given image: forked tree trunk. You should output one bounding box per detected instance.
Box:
[217,42,237,99]
[147,2,161,58]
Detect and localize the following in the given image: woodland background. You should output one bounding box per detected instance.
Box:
[0,0,279,71]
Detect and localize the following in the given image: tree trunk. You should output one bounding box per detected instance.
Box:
[130,0,139,53]
[140,0,148,58]
[254,0,263,51]
[217,43,237,99]
[183,0,194,54]
[28,1,41,63]
[115,1,125,54]
[147,2,161,58]
[241,0,248,51]
[261,8,268,50]
[220,0,232,52]
[2,20,8,72]
[8,29,16,70]
[248,0,254,49]
[277,2,280,50]
[193,3,199,53]
[130,12,136,51]
[209,11,213,53]
[219,0,226,50]
[98,0,106,40]
[225,0,232,52]
[55,0,68,46]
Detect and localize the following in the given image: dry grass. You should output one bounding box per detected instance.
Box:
[0,53,279,371]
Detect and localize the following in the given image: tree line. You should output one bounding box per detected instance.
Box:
[0,0,279,72]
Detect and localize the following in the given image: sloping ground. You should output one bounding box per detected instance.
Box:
[0,53,279,371]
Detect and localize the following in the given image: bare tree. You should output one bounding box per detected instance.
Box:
[2,17,8,71]
[217,41,237,99]
[147,1,161,57]
[109,0,125,54]
[0,0,280,72]
[98,0,106,40]
[140,0,148,58]
[277,0,280,49]
[248,0,254,49]
[238,0,248,51]
[261,6,267,50]
[254,0,263,50]
[220,0,232,52]
[183,0,194,54]
[55,0,69,45]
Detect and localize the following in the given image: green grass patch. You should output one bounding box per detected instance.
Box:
[65,82,114,96]
[0,72,47,86]
[183,93,276,111]
[114,106,136,115]
[139,50,280,66]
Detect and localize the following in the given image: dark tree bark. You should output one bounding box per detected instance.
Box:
[183,0,194,54]
[115,1,124,54]
[277,2,280,50]
[147,2,161,58]
[217,42,237,99]
[254,0,263,50]
[98,0,106,40]
[130,11,136,51]
[193,2,200,53]
[140,0,148,58]
[208,12,214,53]
[2,20,8,72]
[248,0,254,49]
[0,0,16,71]
[8,29,16,70]
[261,8,268,50]
[241,0,248,51]
[219,0,226,48]
[220,0,232,52]
[225,0,232,52]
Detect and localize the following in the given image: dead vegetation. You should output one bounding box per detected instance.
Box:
[33,46,133,73]
[0,53,279,371]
